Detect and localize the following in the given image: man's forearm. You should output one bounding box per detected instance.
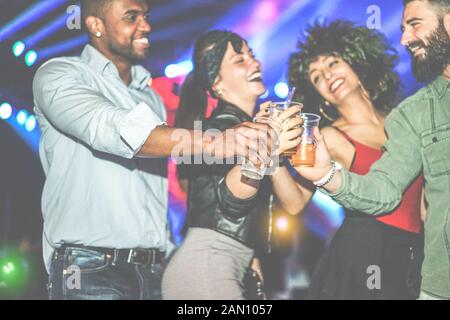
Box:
[137,122,272,161]
[137,125,212,158]
[320,168,404,215]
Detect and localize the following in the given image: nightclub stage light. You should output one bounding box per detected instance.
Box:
[276,216,289,232]
[0,102,13,120]
[274,82,289,99]
[260,89,269,99]
[2,262,15,275]
[0,250,31,297]
[150,16,214,43]
[36,34,89,61]
[22,13,68,49]
[164,60,193,78]
[0,0,70,43]
[2,103,40,154]
[12,41,25,57]
[16,110,28,125]
[25,115,37,132]
[24,50,38,67]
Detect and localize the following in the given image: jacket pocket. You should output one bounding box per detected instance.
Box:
[422,126,450,178]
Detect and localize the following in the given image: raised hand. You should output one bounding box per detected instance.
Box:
[254,102,303,155]
[207,121,275,165]
[274,109,303,155]
[293,127,334,182]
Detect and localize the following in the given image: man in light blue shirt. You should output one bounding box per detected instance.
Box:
[33,0,276,300]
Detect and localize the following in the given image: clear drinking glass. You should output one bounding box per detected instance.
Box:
[240,101,302,179]
[240,117,282,180]
[290,113,321,167]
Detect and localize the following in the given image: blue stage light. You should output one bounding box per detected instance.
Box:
[23,13,68,49]
[12,41,25,57]
[150,16,214,43]
[37,34,89,61]
[164,60,193,78]
[0,0,70,43]
[24,50,38,67]
[0,102,13,120]
[2,103,40,154]
[274,82,289,99]
[16,110,28,125]
[164,64,177,78]
[260,89,269,99]
[25,115,37,132]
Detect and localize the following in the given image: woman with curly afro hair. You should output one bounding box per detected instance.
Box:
[288,20,426,299]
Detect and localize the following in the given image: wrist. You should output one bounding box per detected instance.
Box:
[313,161,342,187]
[322,170,342,193]
[267,156,286,179]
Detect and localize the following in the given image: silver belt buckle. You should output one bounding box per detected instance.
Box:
[127,249,135,264]
[127,248,153,265]
[111,249,119,266]
[148,249,155,265]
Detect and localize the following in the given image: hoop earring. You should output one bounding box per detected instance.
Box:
[319,101,336,122]
[358,81,371,101]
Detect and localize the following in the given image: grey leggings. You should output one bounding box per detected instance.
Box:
[162,228,254,300]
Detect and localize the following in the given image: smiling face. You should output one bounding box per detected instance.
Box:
[87,0,151,62]
[213,41,266,103]
[401,1,440,59]
[401,0,450,81]
[308,55,361,106]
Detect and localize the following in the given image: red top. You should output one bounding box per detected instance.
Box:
[339,130,423,234]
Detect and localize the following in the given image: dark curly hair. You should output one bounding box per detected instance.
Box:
[288,20,400,127]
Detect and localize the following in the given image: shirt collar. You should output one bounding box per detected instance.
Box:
[130,65,152,90]
[80,44,152,91]
[432,75,450,98]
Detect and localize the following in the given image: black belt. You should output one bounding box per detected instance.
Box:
[56,244,165,266]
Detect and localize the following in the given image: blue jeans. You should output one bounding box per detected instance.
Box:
[47,247,163,300]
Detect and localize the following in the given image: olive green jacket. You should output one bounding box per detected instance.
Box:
[323,76,450,298]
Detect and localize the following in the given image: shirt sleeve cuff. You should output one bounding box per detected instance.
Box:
[119,102,166,157]
[317,167,349,198]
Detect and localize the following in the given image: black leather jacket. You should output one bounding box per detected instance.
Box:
[179,102,274,251]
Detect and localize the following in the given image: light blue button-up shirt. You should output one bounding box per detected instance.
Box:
[33,44,169,271]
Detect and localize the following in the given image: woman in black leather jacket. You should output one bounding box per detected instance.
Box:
[162,30,312,299]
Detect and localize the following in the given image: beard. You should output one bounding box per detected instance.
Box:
[108,38,149,62]
[409,20,450,82]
